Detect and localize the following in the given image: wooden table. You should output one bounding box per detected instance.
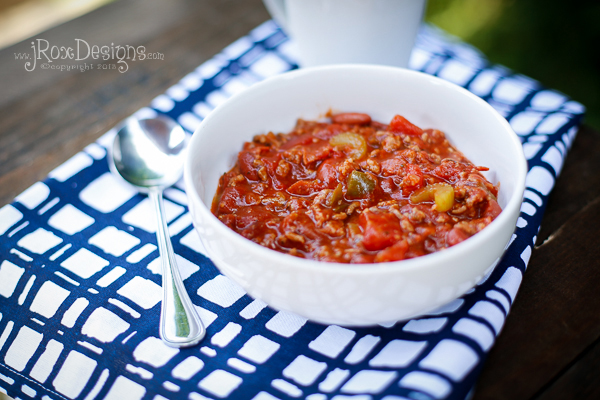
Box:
[1,1,599,399]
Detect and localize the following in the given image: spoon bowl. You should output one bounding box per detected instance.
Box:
[112,117,188,190]
[110,115,206,347]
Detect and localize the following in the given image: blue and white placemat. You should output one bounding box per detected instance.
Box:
[0,21,586,400]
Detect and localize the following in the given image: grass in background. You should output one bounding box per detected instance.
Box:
[426,0,600,129]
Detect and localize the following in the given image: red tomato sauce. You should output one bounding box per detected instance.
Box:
[212,113,501,263]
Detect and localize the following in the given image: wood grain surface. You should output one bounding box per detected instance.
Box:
[0,0,271,206]
[1,1,599,399]
[473,124,600,400]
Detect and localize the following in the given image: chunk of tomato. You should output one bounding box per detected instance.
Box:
[217,186,243,214]
[287,180,321,196]
[447,227,469,246]
[389,115,423,136]
[238,150,258,180]
[316,159,341,188]
[483,199,502,219]
[302,141,333,165]
[375,240,408,262]
[359,209,402,251]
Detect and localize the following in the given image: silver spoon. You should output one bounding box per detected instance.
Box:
[110,115,205,347]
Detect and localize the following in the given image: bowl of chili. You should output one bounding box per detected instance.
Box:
[184,64,527,326]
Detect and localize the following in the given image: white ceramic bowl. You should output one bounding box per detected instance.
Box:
[184,65,527,326]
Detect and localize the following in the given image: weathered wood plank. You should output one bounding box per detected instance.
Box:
[536,125,600,245]
[473,184,600,399]
[536,336,600,400]
[0,0,270,206]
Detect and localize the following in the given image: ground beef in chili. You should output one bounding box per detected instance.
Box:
[212,112,501,263]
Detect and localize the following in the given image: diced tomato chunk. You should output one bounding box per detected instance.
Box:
[483,199,502,219]
[359,209,402,251]
[375,240,408,262]
[218,186,243,214]
[447,227,470,246]
[389,115,423,136]
[317,159,341,188]
[262,156,285,190]
[287,180,321,196]
[238,150,258,180]
[302,141,332,165]
[380,177,396,194]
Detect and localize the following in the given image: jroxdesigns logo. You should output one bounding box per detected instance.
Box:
[15,39,164,73]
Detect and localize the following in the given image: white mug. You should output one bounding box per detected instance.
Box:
[263,0,427,68]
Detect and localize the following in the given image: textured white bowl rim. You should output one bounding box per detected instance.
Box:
[185,64,527,275]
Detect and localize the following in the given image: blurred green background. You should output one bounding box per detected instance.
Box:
[425,0,600,130]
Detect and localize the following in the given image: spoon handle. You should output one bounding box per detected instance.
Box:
[150,189,206,347]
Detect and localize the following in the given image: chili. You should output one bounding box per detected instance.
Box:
[212,113,501,263]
